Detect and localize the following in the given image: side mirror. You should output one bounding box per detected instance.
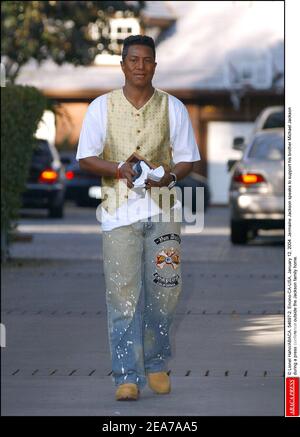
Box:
[227,159,238,172]
[233,137,245,151]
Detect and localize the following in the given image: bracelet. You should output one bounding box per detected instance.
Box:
[169,172,177,183]
[115,161,125,179]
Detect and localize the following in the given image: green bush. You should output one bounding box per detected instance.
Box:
[1,85,48,260]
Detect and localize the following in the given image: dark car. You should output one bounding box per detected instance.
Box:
[21,139,66,218]
[60,152,101,207]
[228,128,284,244]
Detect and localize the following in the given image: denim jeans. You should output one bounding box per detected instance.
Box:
[102,213,182,388]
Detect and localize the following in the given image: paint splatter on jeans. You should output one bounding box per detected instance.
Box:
[102,214,182,388]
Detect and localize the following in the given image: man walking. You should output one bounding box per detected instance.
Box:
[76,35,200,400]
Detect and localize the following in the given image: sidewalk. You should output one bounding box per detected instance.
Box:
[1,206,284,415]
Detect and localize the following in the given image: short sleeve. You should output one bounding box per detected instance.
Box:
[170,98,201,164]
[75,96,106,161]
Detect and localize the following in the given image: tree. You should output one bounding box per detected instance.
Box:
[1,85,48,261]
[1,1,145,83]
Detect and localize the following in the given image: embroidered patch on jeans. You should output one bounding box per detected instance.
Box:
[154,233,181,245]
[153,272,180,287]
[155,248,180,270]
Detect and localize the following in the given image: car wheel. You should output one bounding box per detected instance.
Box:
[230,220,248,245]
[48,203,64,218]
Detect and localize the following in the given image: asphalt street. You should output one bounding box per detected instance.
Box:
[1,202,284,416]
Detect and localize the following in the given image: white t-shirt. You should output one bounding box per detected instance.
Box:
[76,90,201,231]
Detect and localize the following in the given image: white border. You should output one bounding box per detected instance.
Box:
[285,0,300,417]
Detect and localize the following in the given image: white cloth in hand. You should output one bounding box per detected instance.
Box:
[133,162,165,188]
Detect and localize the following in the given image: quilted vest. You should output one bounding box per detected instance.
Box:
[100,88,176,215]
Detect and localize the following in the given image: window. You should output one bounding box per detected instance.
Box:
[263,111,284,129]
[248,134,284,160]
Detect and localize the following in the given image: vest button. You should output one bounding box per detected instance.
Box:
[136,146,141,150]
[137,129,141,133]
[136,113,140,116]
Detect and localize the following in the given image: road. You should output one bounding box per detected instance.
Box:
[1,202,284,416]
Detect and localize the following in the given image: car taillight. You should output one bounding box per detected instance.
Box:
[38,169,59,183]
[233,172,265,184]
[65,170,74,180]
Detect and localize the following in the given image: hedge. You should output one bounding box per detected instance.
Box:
[1,85,48,260]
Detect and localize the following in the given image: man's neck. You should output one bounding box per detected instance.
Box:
[122,83,155,109]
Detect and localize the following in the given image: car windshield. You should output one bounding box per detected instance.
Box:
[31,139,53,167]
[33,139,52,158]
[248,134,284,160]
[262,111,284,129]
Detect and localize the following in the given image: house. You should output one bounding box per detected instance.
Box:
[16,1,284,204]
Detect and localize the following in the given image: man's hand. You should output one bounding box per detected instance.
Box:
[145,162,194,190]
[145,172,173,190]
[119,162,137,189]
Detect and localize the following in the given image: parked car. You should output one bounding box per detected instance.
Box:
[60,151,101,207]
[233,106,284,151]
[228,128,284,244]
[21,139,66,218]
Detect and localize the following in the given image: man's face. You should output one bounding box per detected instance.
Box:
[121,44,157,87]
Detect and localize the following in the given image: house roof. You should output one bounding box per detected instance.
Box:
[156,1,284,90]
[141,0,176,20]
[16,0,284,95]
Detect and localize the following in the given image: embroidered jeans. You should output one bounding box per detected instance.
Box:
[102,213,182,388]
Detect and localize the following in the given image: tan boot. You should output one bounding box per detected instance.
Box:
[147,372,171,394]
[115,383,140,401]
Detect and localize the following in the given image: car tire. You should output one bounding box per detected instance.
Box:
[230,220,248,245]
[48,203,64,218]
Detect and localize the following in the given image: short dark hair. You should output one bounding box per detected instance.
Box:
[122,35,156,61]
